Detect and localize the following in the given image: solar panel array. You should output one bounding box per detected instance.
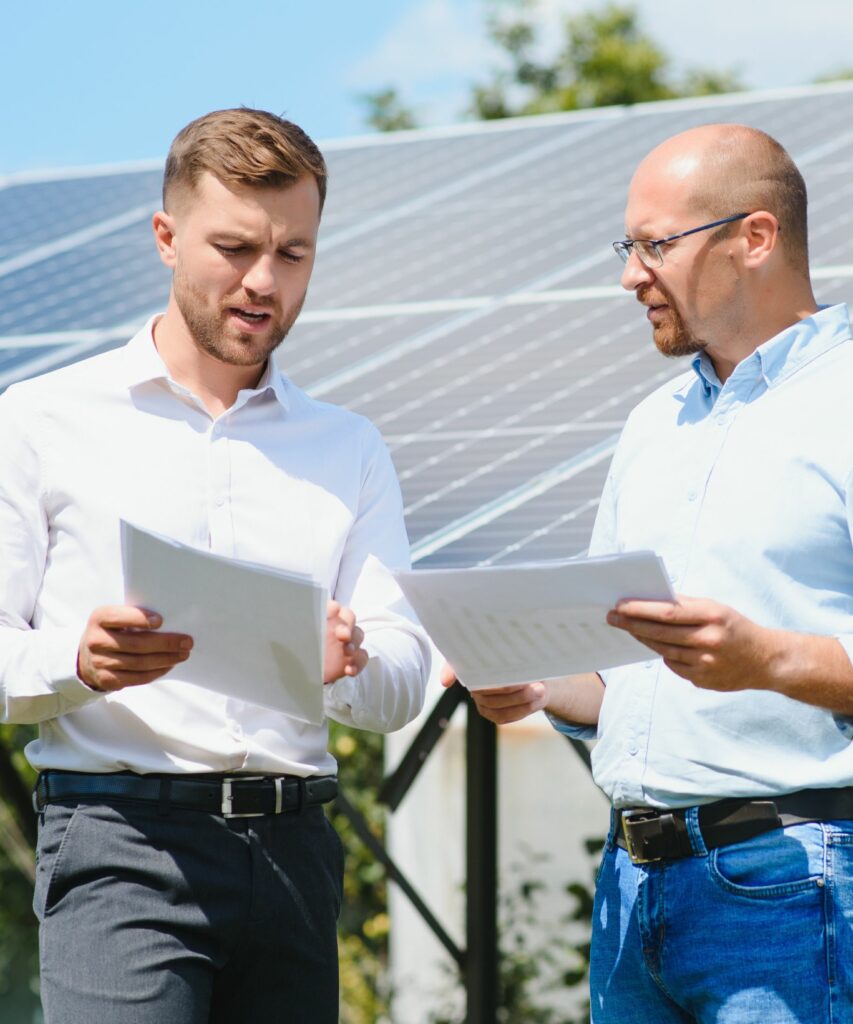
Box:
[3,84,853,568]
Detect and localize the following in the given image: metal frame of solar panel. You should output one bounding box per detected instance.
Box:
[3,82,853,571]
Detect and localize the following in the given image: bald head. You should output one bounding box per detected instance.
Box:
[633,124,809,273]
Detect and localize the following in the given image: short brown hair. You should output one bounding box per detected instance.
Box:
[690,126,809,273]
[163,107,327,212]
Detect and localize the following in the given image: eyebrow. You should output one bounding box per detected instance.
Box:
[212,232,315,250]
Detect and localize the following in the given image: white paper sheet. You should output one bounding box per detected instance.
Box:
[121,521,327,724]
[394,551,674,690]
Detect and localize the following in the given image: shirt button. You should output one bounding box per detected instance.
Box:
[215,497,225,508]
[687,488,697,501]
[628,744,639,756]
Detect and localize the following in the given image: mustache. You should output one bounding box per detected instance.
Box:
[637,284,670,306]
[223,294,278,312]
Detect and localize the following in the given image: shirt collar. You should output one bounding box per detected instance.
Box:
[691,303,851,396]
[121,315,291,412]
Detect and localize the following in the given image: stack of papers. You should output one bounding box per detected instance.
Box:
[121,521,327,724]
[394,551,674,690]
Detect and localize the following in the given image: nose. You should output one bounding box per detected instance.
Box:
[619,249,655,292]
[242,254,276,297]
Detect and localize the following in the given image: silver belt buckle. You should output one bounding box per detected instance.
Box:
[221,775,276,818]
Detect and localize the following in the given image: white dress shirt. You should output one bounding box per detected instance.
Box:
[552,304,853,807]
[0,319,430,776]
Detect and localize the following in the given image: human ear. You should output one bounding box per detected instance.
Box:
[152,211,177,268]
[740,211,779,268]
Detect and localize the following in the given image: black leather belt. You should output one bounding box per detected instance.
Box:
[615,787,853,864]
[34,770,338,819]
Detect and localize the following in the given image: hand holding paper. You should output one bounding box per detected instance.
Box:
[396,551,674,690]
[121,521,328,724]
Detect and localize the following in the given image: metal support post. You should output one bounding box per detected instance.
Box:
[465,692,498,1023]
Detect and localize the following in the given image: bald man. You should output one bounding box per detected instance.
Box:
[463,125,853,1021]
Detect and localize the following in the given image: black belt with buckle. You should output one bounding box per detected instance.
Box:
[616,786,853,864]
[34,770,338,819]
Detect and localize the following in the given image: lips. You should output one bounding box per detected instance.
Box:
[230,307,271,325]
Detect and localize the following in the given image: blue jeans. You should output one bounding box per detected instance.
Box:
[590,810,853,1023]
[34,798,344,1023]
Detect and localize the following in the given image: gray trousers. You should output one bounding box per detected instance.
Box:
[34,797,344,1023]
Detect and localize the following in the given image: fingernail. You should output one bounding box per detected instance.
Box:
[180,638,193,649]
[147,614,161,626]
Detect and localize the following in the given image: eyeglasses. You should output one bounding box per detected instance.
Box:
[612,213,749,268]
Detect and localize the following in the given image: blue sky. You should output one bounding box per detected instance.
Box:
[4,0,853,175]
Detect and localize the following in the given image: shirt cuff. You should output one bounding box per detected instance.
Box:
[831,634,853,738]
[43,627,106,712]
[545,709,597,741]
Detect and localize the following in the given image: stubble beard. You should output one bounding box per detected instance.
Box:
[638,285,704,359]
[173,266,305,368]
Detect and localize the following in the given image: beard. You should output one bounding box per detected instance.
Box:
[637,284,704,359]
[173,264,305,368]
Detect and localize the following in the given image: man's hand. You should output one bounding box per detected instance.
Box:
[440,661,548,723]
[77,606,193,692]
[607,596,778,692]
[324,600,368,683]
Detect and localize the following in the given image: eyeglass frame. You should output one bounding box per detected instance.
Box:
[612,212,750,268]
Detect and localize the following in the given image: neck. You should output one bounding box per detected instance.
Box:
[152,303,266,417]
[706,277,818,384]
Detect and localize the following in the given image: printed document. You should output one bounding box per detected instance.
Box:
[121,521,327,724]
[394,551,674,689]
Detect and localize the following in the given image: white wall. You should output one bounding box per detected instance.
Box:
[386,679,609,1022]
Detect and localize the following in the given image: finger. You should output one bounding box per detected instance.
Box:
[334,622,353,644]
[634,638,699,665]
[326,599,341,619]
[611,599,704,624]
[473,700,546,725]
[440,663,457,688]
[606,614,699,647]
[91,605,164,631]
[336,606,356,629]
[471,682,546,710]
[104,668,178,690]
[90,630,193,656]
[343,649,369,676]
[91,650,191,673]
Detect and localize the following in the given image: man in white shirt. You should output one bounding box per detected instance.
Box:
[0,108,430,1023]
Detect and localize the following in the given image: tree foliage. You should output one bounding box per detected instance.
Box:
[363,2,746,132]
[361,88,419,133]
[470,1,744,120]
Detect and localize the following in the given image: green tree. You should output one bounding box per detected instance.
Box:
[361,87,419,133]
[0,725,40,1018]
[471,1,744,120]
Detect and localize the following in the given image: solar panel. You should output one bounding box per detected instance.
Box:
[3,83,853,570]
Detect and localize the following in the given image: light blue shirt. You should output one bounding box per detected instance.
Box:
[553,303,853,808]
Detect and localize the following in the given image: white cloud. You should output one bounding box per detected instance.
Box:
[347,0,493,92]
